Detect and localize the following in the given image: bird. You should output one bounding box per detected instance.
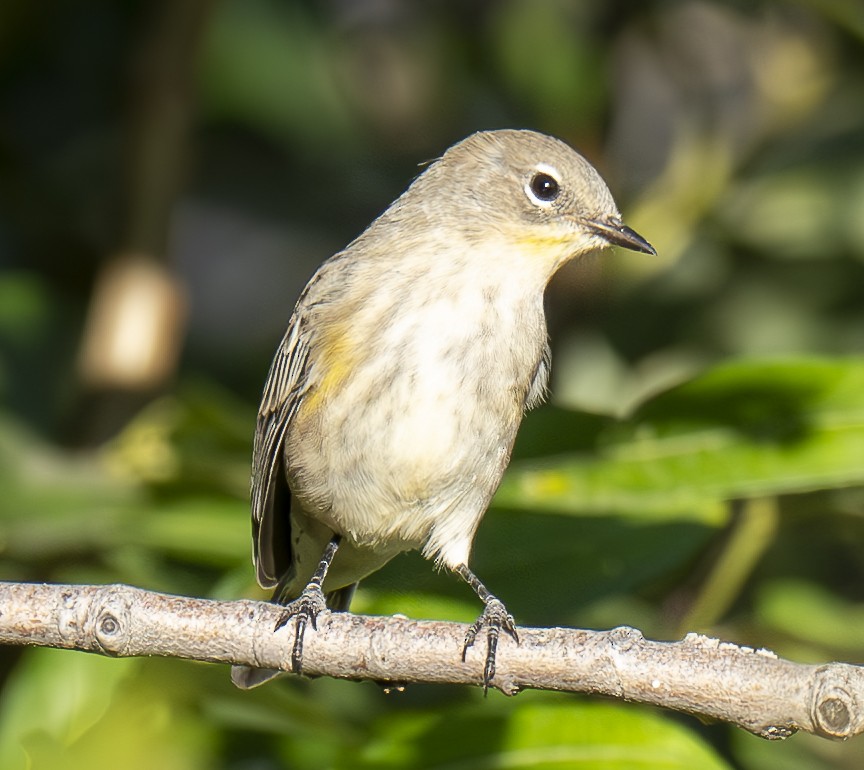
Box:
[231,129,655,690]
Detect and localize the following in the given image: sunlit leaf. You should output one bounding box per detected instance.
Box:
[354,699,732,769]
[498,358,864,517]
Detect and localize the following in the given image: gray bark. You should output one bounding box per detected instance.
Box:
[0,581,861,741]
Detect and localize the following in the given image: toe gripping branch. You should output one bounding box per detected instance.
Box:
[274,535,341,674]
[457,564,519,690]
[272,543,517,688]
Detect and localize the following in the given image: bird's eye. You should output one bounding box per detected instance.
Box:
[527,172,560,203]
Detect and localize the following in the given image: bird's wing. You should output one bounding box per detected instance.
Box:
[524,339,551,411]
[251,318,310,588]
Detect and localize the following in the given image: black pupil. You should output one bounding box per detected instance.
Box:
[530,173,559,201]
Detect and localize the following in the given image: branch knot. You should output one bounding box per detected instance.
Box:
[812,665,860,739]
[90,586,133,656]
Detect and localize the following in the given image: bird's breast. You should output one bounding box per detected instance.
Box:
[286,254,549,544]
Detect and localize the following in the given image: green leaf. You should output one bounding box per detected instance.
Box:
[756,578,864,654]
[354,699,732,769]
[497,358,864,517]
[359,510,714,631]
[0,651,216,770]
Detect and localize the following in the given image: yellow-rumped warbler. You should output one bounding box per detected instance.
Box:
[231,129,655,690]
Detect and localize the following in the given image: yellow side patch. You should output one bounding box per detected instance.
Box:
[299,321,358,416]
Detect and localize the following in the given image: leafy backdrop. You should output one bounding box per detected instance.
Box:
[1,1,863,768]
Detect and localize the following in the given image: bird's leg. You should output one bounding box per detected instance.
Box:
[456,564,519,690]
[274,534,341,674]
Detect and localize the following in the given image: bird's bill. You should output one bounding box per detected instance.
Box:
[585,218,656,255]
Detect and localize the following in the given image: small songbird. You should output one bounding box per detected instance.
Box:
[231,129,655,690]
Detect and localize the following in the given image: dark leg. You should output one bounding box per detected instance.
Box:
[456,564,519,690]
[274,535,341,674]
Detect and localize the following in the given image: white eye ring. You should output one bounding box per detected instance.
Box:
[525,163,562,206]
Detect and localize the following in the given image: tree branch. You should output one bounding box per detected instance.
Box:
[1,581,861,741]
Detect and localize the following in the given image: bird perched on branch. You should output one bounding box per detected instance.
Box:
[232,129,655,690]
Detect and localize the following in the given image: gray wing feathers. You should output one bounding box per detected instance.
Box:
[251,318,309,588]
[525,340,551,411]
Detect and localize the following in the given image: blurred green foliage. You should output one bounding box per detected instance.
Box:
[1,0,864,768]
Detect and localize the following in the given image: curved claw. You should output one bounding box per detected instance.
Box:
[273,585,328,674]
[462,597,519,690]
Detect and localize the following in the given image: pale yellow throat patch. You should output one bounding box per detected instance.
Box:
[509,225,598,274]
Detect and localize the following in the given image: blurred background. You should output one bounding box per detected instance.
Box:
[1,0,864,768]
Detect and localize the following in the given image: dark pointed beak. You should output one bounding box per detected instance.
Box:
[586,218,656,255]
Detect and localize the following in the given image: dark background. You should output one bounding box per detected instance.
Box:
[1,1,863,768]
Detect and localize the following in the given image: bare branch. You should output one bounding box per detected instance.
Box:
[0,581,861,741]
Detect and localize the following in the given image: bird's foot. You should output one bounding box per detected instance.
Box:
[462,597,519,691]
[274,584,328,674]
